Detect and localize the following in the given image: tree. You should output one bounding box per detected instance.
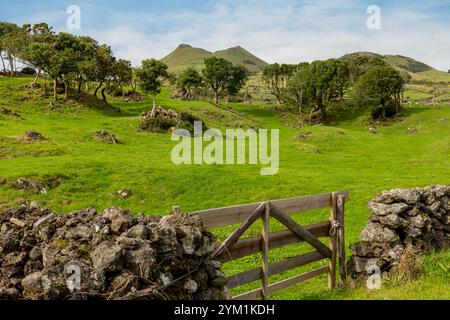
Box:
[112,59,133,96]
[202,57,234,104]
[92,44,116,101]
[284,60,351,123]
[176,67,203,100]
[0,22,20,75]
[226,65,248,101]
[262,63,296,103]
[284,63,311,116]
[56,32,86,100]
[73,36,97,93]
[352,64,404,119]
[135,59,168,109]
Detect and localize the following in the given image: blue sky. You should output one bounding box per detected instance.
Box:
[1,0,449,70]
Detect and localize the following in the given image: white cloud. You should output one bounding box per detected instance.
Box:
[23,0,450,70]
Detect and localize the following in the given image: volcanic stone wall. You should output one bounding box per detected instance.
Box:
[348,185,450,277]
[0,206,227,300]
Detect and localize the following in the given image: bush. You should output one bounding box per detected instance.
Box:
[140,116,178,132]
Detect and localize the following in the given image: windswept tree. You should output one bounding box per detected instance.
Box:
[226,65,248,101]
[262,63,296,103]
[176,67,203,100]
[135,59,168,109]
[352,64,404,119]
[203,57,248,104]
[0,22,20,75]
[73,36,97,93]
[92,44,116,101]
[112,59,133,96]
[202,57,233,104]
[284,59,351,123]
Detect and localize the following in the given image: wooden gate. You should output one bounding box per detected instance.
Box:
[182,191,348,300]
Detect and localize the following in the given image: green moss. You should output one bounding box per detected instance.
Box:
[55,239,70,250]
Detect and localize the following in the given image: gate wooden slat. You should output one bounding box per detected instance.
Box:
[226,250,324,289]
[219,221,330,262]
[195,191,348,228]
[232,266,330,300]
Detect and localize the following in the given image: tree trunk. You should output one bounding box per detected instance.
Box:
[214,92,219,104]
[101,81,110,103]
[94,81,103,97]
[53,78,58,101]
[64,80,69,100]
[85,81,89,92]
[8,55,14,76]
[381,104,386,120]
[32,69,40,87]
[0,53,6,73]
[152,95,156,109]
[77,79,82,93]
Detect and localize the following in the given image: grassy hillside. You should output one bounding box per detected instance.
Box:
[341,52,434,74]
[0,76,449,300]
[160,44,212,74]
[161,44,268,74]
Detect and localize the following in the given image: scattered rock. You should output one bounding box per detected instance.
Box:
[117,189,132,199]
[11,175,64,194]
[21,130,45,142]
[368,126,377,134]
[296,132,312,139]
[0,178,7,185]
[95,130,119,144]
[407,128,419,135]
[12,178,47,194]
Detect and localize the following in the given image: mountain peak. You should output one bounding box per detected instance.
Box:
[161,44,268,74]
[177,43,192,49]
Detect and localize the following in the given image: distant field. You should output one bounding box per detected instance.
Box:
[0,76,449,299]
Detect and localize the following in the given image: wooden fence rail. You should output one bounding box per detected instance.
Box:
[176,190,348,300]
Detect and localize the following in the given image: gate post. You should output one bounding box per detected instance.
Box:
[328,192,338,290]
[337,195,346,286]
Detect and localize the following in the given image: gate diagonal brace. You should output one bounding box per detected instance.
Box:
[269,203,332,259]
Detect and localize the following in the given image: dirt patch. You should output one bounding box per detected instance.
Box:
[12,175,65,194]
[19,131,46,142]
[0,107,20,118]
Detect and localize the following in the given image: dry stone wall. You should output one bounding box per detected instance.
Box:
[0,206,227,300]
[348,185,450,278]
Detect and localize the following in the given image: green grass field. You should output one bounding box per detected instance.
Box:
[1,76,449,299]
